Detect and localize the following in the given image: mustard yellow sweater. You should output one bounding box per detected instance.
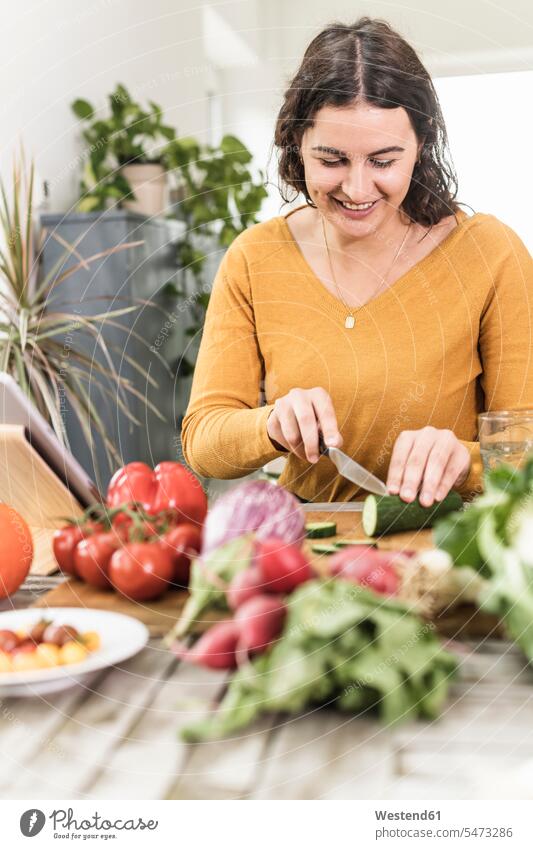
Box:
[181,207,533,502]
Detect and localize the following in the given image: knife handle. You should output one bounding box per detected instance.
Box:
[318,433,329,456]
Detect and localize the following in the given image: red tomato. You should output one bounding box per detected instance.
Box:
[11,639,36,655]
[53,522,105,576]
[110,514,158,544]
[110,513,134,536]
[162,523,202,585]
[73,532,120,589]
[0,629,20,652]
[0,504,33,599]
[108,543,174,601]
[42,624,80,646]
[53,525,84,575]
[107,462,207,527]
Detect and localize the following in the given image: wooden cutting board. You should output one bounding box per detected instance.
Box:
[33,579,192,637]
[300,507,435,555]
[0,424,85,576]
[33,505,500,638]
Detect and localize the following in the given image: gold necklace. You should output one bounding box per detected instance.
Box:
[321,215,412,329]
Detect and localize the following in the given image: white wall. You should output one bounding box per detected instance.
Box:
[1,0,531,251]
[435,71,532,248]
[219,12,532,247]
[221,66,533,248]
[0,0,210,213]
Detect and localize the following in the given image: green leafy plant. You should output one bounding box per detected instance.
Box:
[163,134,268,377]
[434,456,533,660]
[0,148,160,468]
[181,579,457,741]
[71,85,267,379]
[71,83,176,212]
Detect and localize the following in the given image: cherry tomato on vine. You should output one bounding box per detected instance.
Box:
[73,532,120,589]
[53,522,104,576]
[162,523,202,585]
[108,543,174,601]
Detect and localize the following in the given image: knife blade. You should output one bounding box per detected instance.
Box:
[318,434,388,496]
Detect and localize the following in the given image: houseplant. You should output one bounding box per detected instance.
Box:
[163,134,268,378]
[0,148,159,469]
[71,83,176,216]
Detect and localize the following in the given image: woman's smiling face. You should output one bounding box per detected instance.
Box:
[300,100,422,238]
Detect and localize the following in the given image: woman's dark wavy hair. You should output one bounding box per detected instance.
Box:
[274,17,460,227]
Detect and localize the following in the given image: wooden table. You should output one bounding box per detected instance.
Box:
[1,507,533,800]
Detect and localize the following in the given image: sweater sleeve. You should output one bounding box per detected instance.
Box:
[180,240,287,479]
[454,220,533,499]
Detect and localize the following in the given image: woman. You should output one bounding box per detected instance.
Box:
[181,17,533,506]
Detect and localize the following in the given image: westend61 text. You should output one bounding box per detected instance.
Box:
[375,810,441,821]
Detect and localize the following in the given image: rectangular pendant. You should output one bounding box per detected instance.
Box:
[345,315,355,329]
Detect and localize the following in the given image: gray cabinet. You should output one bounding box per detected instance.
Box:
[41,210,187,491]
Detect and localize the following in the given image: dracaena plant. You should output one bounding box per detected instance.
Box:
[0,149,160,468]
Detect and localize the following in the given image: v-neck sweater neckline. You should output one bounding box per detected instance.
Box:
[277,205,477,321]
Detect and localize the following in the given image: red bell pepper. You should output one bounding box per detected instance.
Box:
[106,461,207,527]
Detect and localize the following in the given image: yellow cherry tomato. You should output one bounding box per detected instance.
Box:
[0,651,12,673]
[11,650,44,672]
[35,642,61,668]
[82,631,100,652]
[60,641,88,665]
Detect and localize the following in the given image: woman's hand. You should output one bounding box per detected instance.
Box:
[386,426,471,506]
[267,387,343,463]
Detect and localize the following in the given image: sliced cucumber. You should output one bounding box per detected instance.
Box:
[362,491,463,537]
[305,521,337,539]
[334,538,377,548]
[311,543,339,556]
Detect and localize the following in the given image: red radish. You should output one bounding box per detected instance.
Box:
[328,546,399,596]
[227,566,266,610]
[172,621,240,670]
[235,595,287,655]
[328,544,377,568]
[255,538,313,593]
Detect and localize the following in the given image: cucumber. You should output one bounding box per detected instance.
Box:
[305,521,337,539]
[362,491,463,536]
[311,543,339,556]
[334,538,377,548]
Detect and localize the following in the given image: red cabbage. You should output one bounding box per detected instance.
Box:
[201,480,306,555]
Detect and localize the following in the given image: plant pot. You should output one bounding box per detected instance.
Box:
[121,163,167,217]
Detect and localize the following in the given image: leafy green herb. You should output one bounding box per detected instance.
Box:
[181,579,457,741]
[434,455,533,661]
[434,456,533,571]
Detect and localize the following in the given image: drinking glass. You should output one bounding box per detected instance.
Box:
[478,411,533,473]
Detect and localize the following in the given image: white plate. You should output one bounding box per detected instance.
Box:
[0,608,149,696]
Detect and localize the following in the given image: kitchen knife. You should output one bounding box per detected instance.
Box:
[318,434,388,496]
